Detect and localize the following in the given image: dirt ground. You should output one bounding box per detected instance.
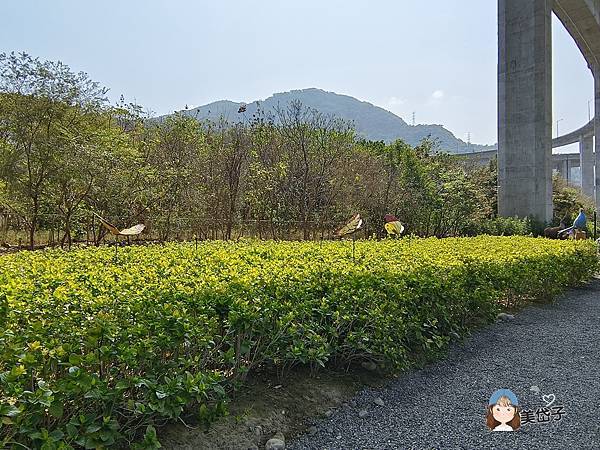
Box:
[159,366,389,450]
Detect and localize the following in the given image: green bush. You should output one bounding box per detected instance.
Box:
[0,237,597,448]
[464,216,531,236]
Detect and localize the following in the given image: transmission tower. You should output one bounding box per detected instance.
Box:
[412,112,416,126]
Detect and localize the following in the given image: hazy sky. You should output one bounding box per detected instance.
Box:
[1,0,594,150]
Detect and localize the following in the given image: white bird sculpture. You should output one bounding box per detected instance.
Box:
[93,213,145,236]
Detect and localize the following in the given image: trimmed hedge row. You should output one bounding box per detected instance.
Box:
[0,237,597,448]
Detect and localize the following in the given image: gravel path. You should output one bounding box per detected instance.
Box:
[289,278,600,450]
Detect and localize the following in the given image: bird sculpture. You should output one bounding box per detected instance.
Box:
[334,213,363,238]
[334,213,363,262]
[558,209,587,239]
[384,214,405,237]
[93,213,145,236]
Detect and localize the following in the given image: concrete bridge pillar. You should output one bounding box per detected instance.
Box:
[592,66,600,211]
[498,0,553,223]
[553,162,560,175]
[561,159,570,182]
[580,133,594,197]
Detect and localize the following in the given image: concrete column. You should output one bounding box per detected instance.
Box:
[498,0,553,223]
[595,67,600,212]
[580,134,594,197]
[553,163,560,175]
[561,159,569,182]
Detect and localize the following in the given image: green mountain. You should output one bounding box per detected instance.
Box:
[175,88,494,153]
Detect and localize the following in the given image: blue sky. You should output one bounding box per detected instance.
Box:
[1,0,594,150]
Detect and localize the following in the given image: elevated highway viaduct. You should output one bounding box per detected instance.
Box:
[498,0,600,221]
[464,117,594,193]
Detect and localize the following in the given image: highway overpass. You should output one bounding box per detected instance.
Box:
[498,0,600,221]
[464,117,595,192]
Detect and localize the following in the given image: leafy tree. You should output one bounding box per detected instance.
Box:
[144,113,207,240]
[49,109,133,247]
[276,101,354,239]
[552,173,595,227]
[0,52,108,248]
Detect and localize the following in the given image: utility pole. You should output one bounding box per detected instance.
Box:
[556,118,563,137]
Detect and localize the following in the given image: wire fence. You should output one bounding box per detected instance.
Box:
[0,212,374,251]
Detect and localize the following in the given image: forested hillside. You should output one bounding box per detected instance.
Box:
[175,88,495,153]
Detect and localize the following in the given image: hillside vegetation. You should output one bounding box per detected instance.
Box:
[0,52,505,251]
[178,88,495,153]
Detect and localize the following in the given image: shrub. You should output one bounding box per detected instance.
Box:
[0,237,596,448]
[464,217,531,236]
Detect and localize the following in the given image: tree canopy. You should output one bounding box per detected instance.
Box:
[1,53,586,249]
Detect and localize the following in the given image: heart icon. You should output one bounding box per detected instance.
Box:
[542,394,556,407]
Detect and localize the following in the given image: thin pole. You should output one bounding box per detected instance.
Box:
[556,118,564,137]
[594,211,597,240]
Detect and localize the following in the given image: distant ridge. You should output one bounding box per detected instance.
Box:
[170,88,495,154]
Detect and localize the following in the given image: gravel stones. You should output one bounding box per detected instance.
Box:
[373,397,385,407]
[497,312,515,321]
[289,279,600,449]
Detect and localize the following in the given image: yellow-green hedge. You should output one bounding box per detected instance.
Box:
[0,237,597,448]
